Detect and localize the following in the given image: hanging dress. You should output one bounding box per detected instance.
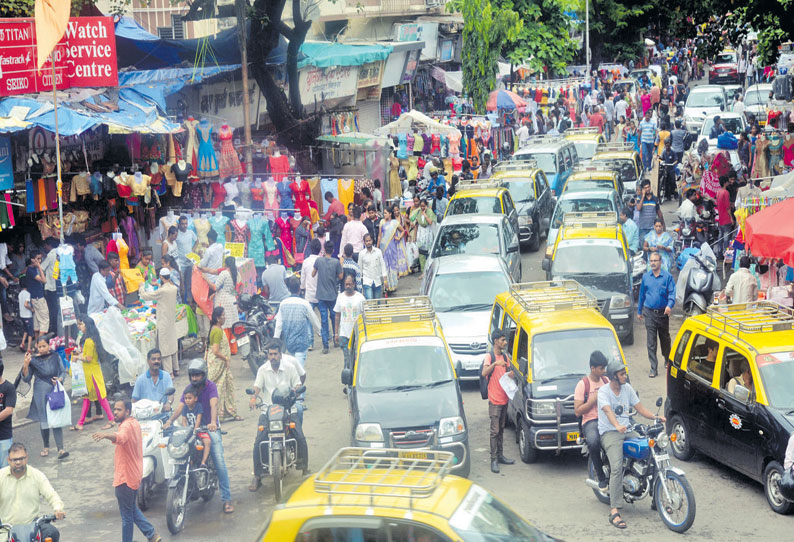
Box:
[268,155,289,182]
[248,215,268,267]
[192,218,211,254]
[338,179,355,215]
[184,119,200,172]
[277,180,293,216]
[217,125,243,179]
[209,214,229,247]
[196,121,220,178]
[264,181,280,215]
[291,179,311,218]
[230,220,250,253]
[275,216,294,254]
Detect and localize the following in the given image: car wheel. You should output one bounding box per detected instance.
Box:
[622,326,634,346]
[518,419,538,464]
[764,461,794,514]
[668,415,694,461]
[528,224,541,252]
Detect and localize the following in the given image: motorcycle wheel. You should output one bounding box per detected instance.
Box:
[137,475,152,511]
[588,455,610,505]
[653,470,696,533]
[166,479,187,534]
[272,449,284,503]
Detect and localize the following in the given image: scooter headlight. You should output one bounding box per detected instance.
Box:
[167,443,190,459]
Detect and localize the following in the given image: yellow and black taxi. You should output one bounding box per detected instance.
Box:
[491,162,555,251]
[488,280,628,463]
[341,296,470,477]
[541,212,635,344]
[590,142,643,194]
[259,447,557,541]
[561,166,627,202]
[444,180,519,236]
[564,127,607,161]
[665,302,794,514]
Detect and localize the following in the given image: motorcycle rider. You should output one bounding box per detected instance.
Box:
[248,339,309,492]
[163,360,234,514]
[677,189,699,222]
[598,361,666,530]
[0,443,65,541]
[574,351,610,490]
[660,138,678,201]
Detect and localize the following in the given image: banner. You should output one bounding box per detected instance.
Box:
[0,137,11,191]
[0,17,118,97]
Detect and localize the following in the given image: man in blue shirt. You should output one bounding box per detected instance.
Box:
[639,110,657,171]
[132,349,175,405]
[619,207,640,255]
[428,169,447,198]
[637,252,676,378]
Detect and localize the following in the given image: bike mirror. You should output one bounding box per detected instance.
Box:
[165,387,175,396]
[295,385,307,395]
[656,397,663,408]
[245,388,255,395]
[614,405,624,416]
[341,369,353,386]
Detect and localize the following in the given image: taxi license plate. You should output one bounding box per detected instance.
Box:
[237,335,250,347]
[566,432,579,442]
[399,451,429,460]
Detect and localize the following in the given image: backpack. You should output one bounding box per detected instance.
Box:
[577,375,610,433]
[478,352,494,400]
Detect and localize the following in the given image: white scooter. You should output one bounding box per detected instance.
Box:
[132,388,175,511]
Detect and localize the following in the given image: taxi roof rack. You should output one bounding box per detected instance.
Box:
[361,296,436,339]
[706,302,794,333]
[509,280,598,313]
[595,142,636,153]
[565,127,601,135]
[572,164,617,174]
[494,160,538,170]
[525,134,564,145]
[313,447,455,508]
[562,211,618,228]
[456,180,505,191]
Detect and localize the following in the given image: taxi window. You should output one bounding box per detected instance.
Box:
[503,192,515,215]
[490,304,504,337]
[720,347,754,398]
[502,314,517,360]
[536,171,550,194]
[516,329,529,375]
[672,330,691,368]
[686,334,718,384]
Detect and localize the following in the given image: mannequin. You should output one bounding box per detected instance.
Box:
[192,213,211,255]
[251,178,264,210]
[184,117,200,171]
[227,208,251,253]
[222,179,239,207]
[209,211,230,247]
[218,124,243,178]
[277,177,293,217]
[196,119,219,178]
[290,176,311,218]
[114,232,130,269]
[268,149,289,182]
[264,177,279,214]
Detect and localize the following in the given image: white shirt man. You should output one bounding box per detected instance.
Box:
[724,266,758,304]
[253,359,301,408]
[516,123,530,148]
[615,98,629,123]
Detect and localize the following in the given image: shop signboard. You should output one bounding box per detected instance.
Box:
[401,49,420,84]
[358,61,383,89]
[299,65,359,103]
[0,17,117,97]
[0,137,12,190]
[440,39,454,62]
[394,23,419,42]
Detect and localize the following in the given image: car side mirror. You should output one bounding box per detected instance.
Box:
[720,104,725,111]
[341,369,353,386]
[734,384,751,403]
[507,242,519,254]
[541,258,550,271]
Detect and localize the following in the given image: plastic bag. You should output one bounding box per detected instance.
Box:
[70,359,88,397]
[46,391,72,429]
[93,307,146,385]
[406,242,419,265]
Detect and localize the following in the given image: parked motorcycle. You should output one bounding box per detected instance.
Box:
[0,515,58,542]
[132,388,176,511]
[233,293,277,377]
[2,281,24,348]
[676,243,721,316]
[165,425,219,534]
[246,385,306,503]
[586,398,696,533]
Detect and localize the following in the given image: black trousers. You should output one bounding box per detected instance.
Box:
[45,289,58,334]
[643,307,671,372]
[253,412,308,477]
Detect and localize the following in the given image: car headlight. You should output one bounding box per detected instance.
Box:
[656,432,670,449]
[518,215,533,226]
[269,420,283,432]
[532,401,555,418]
[439,416,465,437]
[610,294,631,309]
[355,423,384,442]
[167,442,190,459]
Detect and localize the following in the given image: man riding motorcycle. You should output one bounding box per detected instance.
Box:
[248,339,309,492]
[598,361,666,530]
[574,351,610,490]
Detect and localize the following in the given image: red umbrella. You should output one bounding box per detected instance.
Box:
[486,89,527,111]
[744,198,794,266]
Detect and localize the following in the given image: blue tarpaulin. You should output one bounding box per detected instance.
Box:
[297,41,392,69]
[118,65,240,112]
[114,17,290,70]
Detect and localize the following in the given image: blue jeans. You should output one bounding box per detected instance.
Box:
[363,284,382,300]
[340,336,352,370]
[317,299,335,348]
[179,263,193,304]
[0,438,12,468]
[641,142,655,171]
[209,429,232,502]
[115,483,155,542]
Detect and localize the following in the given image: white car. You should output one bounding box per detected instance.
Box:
[696,113,747,149]
[744,83,774,124]
[684,85,728,134]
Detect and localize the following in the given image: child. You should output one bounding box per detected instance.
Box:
[18,281,33,352]
[180,386,210,467]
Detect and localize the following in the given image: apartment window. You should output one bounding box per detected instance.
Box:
[157,27,173,39]
[171,15,185,39]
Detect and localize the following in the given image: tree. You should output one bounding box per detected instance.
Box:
[447,0,522,113]
[584,0,652,68]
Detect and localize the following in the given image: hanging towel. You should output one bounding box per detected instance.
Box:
[320,178,339,212]
[26,179,36,213]
[4,194,14,227]
[37,179,47,211]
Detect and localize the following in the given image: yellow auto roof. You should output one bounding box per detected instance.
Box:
[451,187,503,198]
[561,225,622,241]
[593,150,636,160]
[568,170,618,182]
[355,296,443,342]
[565,132,603,142]
[355,318,440,342]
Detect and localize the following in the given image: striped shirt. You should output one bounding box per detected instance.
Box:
[273,296,321,354]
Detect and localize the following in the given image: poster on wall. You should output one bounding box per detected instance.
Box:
[299,65,359,103]
[0,17,118,97]
[0,137,11,190]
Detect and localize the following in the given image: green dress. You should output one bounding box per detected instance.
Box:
[206,326,238,418]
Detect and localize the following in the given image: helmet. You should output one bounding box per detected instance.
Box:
[187,359,207,378]
[606,361,627,382]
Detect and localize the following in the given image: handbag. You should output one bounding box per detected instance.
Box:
[46,381,66,411]
[46,392,72,429]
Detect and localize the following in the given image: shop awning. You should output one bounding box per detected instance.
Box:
[118,65,241,112]
[298,42,393,69]
[317,133,393,146]
[115,17,290,70]
[375,110,461,137]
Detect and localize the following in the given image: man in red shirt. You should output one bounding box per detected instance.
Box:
[93,396,161,542]
[589,106,605,134]
[324,192,345,222]
[481,329,516,473]
[715,176,733,259]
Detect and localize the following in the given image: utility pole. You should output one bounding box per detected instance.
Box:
[236,0,254,176]
[585,0,590,84]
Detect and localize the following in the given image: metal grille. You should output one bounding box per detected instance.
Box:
[391,427,434,448]
[597,299,608,313]
[449,342,488,355]
[362,296,435,327]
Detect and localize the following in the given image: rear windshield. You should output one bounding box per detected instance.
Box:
[715,53,737,64]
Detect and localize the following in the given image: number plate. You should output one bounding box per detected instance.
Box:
[655,453,669,461]
[399,451,429,460]
[566,432,579,442]
[236,335,250,347]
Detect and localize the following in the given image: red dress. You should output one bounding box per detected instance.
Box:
[211,182,226,208]
[275,217,293,255]
[217,126,243,179]
[268,155,290,183]
[290,179,311,218]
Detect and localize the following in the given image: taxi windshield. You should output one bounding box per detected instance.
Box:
[430,271,510,312]
[532,328,622,381]
[552,244,627,276]
[757,353,794,409]
[450,485,548,542]
[432,224,500,258]
[715,53,737,64]
[552,198,614,229]
[590,158,637,183]
[565,179,615,193]
[357,340,454,392]
[447,196,502,216]
[574,141,600,160]
[503,178,535,202]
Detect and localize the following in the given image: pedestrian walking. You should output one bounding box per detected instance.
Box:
[274,276,320,369]
[92,395,162,542]
[139,268,179,377]
[334,275,365,372]
[71,315,115,431]
[313,241,343,354]
[481,329,515,474]
[359,234,388,300]
[175,215,197,304]
[639,110,657,172]
[637,252,676,378]
[25,251,48,342]
[203,256,240,354]
[339,244,362,293]
[379,207,409,292]
[206,307,242,422]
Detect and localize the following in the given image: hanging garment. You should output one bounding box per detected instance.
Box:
[783,137,794,167]
[291,179,311,218]
[117,238,130,269]
[184,119,200,171]
[193,218,211,253]
[196,121,219,178]
[263,180,279,215]
[210,182,226,209]
[268,155,289,182]
[752,138,770,178]
[209,214,230,247]
[308,177,322,209]
[247,215,268,267]
[275,216,294,254]
[217,125,243,179]
[406,134,415,156]
[338,179,355,214]
[397,133,408,159]
[320,178,339,213]
[277,180,293,215]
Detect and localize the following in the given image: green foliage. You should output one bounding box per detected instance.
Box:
[582,0,652,65]
[448,0,522,113]
[502,0,578,76]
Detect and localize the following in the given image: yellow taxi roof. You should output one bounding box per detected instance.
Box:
[491,169,540,179]
[355,318,440,342]
[354,296,443,342]
[565,132,604,142]
[593,150,637,160]
[561,224,623,242]
[568,170,618,182]
[685,303,794,355]
[450,187,504,198]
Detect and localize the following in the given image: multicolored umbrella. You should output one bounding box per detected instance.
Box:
[486,89,528,111]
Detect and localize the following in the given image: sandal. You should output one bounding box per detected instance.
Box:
[223,502,234,514]
[58,451,70,460]
[40,448,49,457]
[70,425,84,431]
[609,512,627,529]
[101,422,115,430]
